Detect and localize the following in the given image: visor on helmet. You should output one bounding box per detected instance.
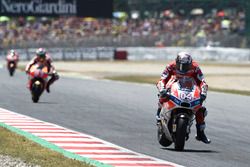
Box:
[38,53,46,59]
[176,62,191,73]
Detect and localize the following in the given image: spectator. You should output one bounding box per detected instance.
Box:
[0,10,246,49]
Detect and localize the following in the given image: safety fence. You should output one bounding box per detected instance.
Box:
[0,47,250,62]
[0,47,115,61]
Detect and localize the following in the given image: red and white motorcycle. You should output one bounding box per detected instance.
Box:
[27,63,49,103]
[157,76,203,151]
[6,55,18,76]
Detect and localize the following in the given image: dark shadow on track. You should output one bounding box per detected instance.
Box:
[162,148,219,153]
[35,101,58,104]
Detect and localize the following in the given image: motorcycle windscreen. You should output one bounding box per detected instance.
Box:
[178,77,194,91]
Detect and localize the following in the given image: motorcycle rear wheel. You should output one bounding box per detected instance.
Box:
[174,118,188,151]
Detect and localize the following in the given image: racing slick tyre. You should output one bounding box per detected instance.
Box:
[174,118,188,151]
[32,95,39,103]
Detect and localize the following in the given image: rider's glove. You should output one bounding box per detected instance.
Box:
[52,71,59,80]
[160,89,168,98]
[200,94,206,103]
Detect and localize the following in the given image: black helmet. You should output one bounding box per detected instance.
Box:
[176,52,192,73]
[36,48,46,59]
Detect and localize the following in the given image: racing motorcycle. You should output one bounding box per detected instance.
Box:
[28,63,49,103]
[157,76,202,151]
[6,58,17,76]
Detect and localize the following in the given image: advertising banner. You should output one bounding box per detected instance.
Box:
[0,0,113,18]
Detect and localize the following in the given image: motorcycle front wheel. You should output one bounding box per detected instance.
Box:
[8,65,15,76]
[32,95,39,103]
[174,118,188,151]
[31,81,43,103]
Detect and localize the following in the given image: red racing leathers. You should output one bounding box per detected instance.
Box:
[25,54,54,73]
[157,60,208,124]
[25,54,58,92]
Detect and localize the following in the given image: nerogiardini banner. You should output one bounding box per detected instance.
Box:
[0,0,113,18]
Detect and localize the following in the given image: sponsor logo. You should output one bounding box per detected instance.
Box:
[1,0,77,15]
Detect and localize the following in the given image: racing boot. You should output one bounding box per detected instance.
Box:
[46,83,50,93]
[196,123,211,144]
[46,78,54,93]
[46,73,59,93]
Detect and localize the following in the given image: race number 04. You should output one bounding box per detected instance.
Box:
[180,92,192,100]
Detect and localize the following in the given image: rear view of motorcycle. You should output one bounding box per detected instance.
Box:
[27,63,49,103]
[157,77,202,151]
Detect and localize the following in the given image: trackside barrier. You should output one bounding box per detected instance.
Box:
[0,47,249,62]
[0,47,115,61]
[119,47,250,62]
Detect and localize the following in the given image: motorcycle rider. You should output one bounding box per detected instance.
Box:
[6,49,19,66]
[25,48,59,93]
[156,51,211,144]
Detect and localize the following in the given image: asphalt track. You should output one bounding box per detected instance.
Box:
[0,68,250,167]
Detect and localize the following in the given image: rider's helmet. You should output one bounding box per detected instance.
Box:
[175,52,193,74]
[36,48,46,62]
[9,49,16,57]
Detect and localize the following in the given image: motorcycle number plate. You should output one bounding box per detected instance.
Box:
[180,92,192,101]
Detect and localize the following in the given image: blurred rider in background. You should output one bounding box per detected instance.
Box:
[6,49,19,66]
[156,51,211,144]
[25,48,59,93]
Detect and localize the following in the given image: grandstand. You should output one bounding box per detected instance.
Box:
[0,0,248,49]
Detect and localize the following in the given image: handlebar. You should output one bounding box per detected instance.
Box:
[27,70,53,77]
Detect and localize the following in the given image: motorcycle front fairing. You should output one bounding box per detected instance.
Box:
[28,64,49,102]
[29,65,49,90]
[160,77,202,142]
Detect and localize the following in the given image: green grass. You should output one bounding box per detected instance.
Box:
[208,87,250,96]
[106,75,159,84]
[0,127,93,167]
[105,75,250,96]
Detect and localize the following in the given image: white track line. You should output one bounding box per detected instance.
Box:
[0,108,184,167]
